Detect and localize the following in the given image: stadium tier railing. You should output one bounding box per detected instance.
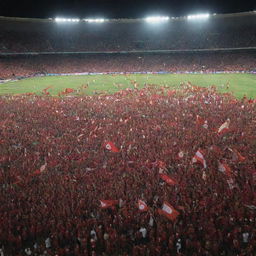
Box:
[0,47,256,56]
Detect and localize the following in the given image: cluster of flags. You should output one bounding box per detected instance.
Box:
[21,115,245,223]
[100,199,180,221]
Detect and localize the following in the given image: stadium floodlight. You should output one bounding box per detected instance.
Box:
[187,13,210,20]
[83,18,106,23]
[145,16,170,23]
[55,17,80,22]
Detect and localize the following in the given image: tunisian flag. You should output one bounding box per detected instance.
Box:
[160,173,177,185]
[158,202,179,221]
[138,200,149,212]
[218,119,230,134]
[100,200,118,209]
[192,150,207,168]
[103,141,120,152]
[218,162,232,177]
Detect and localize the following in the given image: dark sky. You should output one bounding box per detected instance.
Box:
[0,0,255,19]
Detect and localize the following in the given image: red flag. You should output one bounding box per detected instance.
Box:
[196,115,205,126]
[64,88,74,94]
[100,200,118,209]
[104,141,120,153]
[160,173,177,185]
[42,86,52,95]
[218,162,232,177]
[138,200,149,212]
[192,150,207,168]
[232,149,245,162]
[218,119,230,135]
[59,88,74,96]
[158,202,179,221]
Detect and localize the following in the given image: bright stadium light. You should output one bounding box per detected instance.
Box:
[55,17,80,22]
[83,18,106,23]
[145,16,170,23]
[187,13,210,20]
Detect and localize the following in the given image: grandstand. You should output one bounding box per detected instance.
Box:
[0,11,255,80]
[0,12,256,53]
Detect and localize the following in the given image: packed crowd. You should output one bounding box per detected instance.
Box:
[0,84,256,255]
[0,13,255,53]
[0,52,255,79]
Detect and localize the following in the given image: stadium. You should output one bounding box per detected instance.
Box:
[0,6,256,256]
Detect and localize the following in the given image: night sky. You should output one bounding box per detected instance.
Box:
[0,0,255,19]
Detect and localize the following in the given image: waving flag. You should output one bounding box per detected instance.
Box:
[218,162,232,177]
[218,119,230,134]
[42,86,52,95]
[160,173,177,185]
[196,115,205,126]
[104,142,120,153]
[192,150,207,168]
[232,149,245,162]
[100,200,118,209]
[31,163,47,176]
[158,202,179,221]
[138,200,149,212]
[59,88,74,96]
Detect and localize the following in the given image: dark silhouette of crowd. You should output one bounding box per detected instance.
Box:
[0,13,255,53]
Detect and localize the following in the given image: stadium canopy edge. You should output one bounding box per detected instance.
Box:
[0,11,255,23]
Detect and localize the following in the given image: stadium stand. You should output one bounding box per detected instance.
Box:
[0,51,255,79]
[0,12,255,53]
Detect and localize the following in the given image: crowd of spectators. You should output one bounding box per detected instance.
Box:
[0,52,255,79]
[0,85,256,255]
[0,13,255,53]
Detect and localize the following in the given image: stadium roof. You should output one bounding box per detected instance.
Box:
[0,11,255,23]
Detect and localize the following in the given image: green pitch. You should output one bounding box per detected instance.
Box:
[0,73,255,98]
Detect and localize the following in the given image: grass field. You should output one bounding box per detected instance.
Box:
[0,73,255,98]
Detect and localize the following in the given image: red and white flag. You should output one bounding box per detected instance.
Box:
[100,200,118,209]
[177,151,184,159]
[31,163,47,176]
[192,150,207,168]
[218,119,230,135]
[160,173,177,185]
[158,202,179,221]
[218,162,232,177]
[138,200,149,212]
[103,141,120,153]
